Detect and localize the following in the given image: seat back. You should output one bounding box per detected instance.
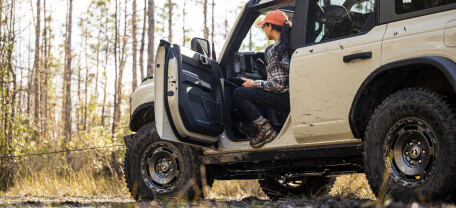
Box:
[321,5,353,40]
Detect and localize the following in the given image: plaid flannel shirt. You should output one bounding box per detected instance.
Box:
[253,40,290,94]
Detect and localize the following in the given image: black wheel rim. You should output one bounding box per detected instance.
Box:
[384,117,438,188]
[140,143,181,193]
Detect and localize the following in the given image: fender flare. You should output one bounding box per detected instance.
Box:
[349,56,456,138]
[129,101,155,132]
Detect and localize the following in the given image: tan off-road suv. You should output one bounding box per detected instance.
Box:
[123,0,456,201]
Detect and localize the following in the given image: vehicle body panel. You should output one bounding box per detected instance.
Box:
[154,44,178,142]
[382,10,456,65]
[445,19,456,47]
[289,24,387,142]
[130,79,155,116]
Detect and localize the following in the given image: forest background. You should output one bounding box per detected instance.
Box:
[0,0,373,199]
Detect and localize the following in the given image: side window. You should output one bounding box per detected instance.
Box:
[306,0,375,44]
[396,0,456,14]
[239,15,275,52]
[239,9,294,52]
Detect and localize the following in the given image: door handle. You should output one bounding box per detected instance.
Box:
[343,52,372,63]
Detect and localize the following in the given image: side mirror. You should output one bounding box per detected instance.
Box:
[191,37,213,59]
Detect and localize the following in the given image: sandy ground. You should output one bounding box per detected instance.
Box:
[1,196,456,208]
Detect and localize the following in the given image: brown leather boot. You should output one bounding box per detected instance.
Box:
[250,117,278,148]
[237,122,257,139]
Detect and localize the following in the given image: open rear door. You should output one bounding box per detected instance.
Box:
[154,40,223,146]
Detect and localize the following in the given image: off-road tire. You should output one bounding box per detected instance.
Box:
[259,176,335,200]
[364,88,456,202]
[123,122,202,201]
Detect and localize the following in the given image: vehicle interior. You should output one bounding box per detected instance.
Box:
[223,3,296,142]
[221,0,375,142]
[306,0,376,45]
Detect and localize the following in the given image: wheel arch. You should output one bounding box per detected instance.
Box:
[129,101,155,132]
[349,56,456,139]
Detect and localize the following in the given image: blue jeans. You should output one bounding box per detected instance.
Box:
[233,87,290,121]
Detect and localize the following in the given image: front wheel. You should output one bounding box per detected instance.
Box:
[364,88,456,202]
[123,122,201,200]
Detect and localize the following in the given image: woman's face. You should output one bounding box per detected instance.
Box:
[262,24,273,40]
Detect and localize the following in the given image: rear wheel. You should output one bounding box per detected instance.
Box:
[123,122,202,201]
[259,176,334,200]
[364,88,456,202]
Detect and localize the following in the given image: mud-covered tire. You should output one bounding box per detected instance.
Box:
[123,122,201,201]
[259,176,335,200]
[364,88,456,202]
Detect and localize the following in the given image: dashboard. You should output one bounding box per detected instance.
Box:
[232,52,268,81]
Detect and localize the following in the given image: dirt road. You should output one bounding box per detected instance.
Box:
[1,196,455,208]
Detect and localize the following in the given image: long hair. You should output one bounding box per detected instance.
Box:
[268,20,292,60]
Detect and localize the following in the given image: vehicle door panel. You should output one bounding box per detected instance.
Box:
[174,46,224,137]
[154,41,223,145]
[289,1,386,144]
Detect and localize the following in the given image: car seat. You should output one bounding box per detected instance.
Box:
[320,5,353,41]
[264,44,290,128]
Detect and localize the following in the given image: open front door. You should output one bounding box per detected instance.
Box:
[154,40,223,145]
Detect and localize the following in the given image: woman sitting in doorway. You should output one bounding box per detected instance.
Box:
[234,10,292,148]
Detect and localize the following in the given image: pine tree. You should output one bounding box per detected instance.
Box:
[63,0,73,152]
[33,0,41,141]
[167,0,172,42]
[139,0,146,80]
[211,0,215,44]
[146,0,154,76]
[132,0,138,92]
[203,0,208,39]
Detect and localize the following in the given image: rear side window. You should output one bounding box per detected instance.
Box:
[396,0,456,14]
[305,0,376,44]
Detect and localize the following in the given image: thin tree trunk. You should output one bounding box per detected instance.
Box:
[182,0,186,46]
[63,0,73,152]
[211,0,215,44]
[112,0,128,175]
[33,0,41,141]
[146,0,154,76]
[112,0,119,138]
[224,18,228,39]
[77,56,81,134]
[27,63,32,114]
[203,0,208,40]
[249,30,252,51]
[168,0,172,42]
[2,0,16,156]
[10,0,16,157]
[84,31,89,131]
[95,30,101,97]
[7,36,16,157]
[115,0,128,130]
[26,24,32,115]
[42,0,49,137]
[0,0,2,36]
[102,68,107,126]
[101,23,109,127]
[132,0,138,92]
[1,0,5,146]
[139,0,146,80]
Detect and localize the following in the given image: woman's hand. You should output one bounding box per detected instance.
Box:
[241,77,254,88]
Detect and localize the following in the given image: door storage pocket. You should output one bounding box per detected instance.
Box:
[201,96,224,128]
